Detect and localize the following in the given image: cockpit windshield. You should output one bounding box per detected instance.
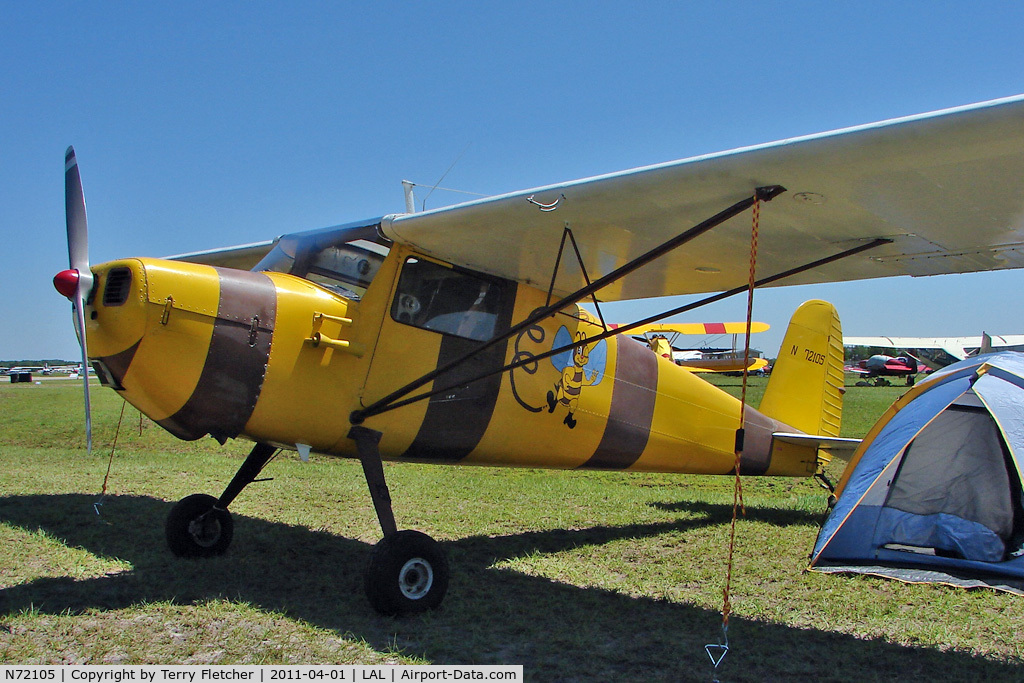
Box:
[254,221,391,300]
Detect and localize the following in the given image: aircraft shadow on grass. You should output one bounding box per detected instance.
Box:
[649,499,829,527]
[0,493,1019,678]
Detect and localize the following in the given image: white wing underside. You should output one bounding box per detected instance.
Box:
[380,95,1024,302]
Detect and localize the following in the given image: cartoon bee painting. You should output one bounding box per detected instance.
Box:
[546,327,607,428]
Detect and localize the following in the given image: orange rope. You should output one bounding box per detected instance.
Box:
[99,400,127,499]
[720,193,760,628]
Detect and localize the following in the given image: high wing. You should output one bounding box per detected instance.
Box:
[611,321,769,336]
[381,95,1024,302]
[845,334,1024,360]
[166,239,277,270]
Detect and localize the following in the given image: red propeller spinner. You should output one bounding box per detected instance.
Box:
[53,268,81,299]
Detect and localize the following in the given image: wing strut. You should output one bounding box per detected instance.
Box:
[545,224,608,330]
[351,186,784,424]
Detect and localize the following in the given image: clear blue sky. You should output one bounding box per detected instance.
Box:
[4,2,1024,360]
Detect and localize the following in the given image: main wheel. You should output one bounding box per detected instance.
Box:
[166,493,234,558]
[364,530,449,616]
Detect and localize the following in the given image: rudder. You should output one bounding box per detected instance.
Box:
[760,300,844,437]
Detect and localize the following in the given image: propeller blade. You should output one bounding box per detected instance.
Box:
[74,298,93,455]
[64,147,93,286]
[64,146,93,455]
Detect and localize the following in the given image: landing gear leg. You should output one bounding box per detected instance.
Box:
[349,426,449,616]
[350,426,397,537]
[165,442,277,558]
[214,442,278,511]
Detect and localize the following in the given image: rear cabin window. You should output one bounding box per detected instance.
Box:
[254,223,391,301]
[300,239,387,298]
[391,257,503,342]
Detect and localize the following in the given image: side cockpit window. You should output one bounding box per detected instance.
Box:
[255,222,390,300]
[391,257,503,342]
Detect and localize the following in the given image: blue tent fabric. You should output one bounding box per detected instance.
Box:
[874,509,1005,562]
[810,352,1024,593]
[975,370,1024,466]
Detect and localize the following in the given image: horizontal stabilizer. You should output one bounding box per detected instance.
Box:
[772,432,862,460]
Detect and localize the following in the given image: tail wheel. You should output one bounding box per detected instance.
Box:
[364,530,449,616]
[166,493,234,557]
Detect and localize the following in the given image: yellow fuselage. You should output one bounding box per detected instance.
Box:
[84,246,816,477]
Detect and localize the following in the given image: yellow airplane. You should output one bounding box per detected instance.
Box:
[614,321,770,371]
[54,94,1024,615]
[676,354,770,374]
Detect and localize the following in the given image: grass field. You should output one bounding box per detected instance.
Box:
[1,376,1022,680]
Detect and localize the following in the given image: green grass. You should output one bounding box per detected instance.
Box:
[1,377,1022,680]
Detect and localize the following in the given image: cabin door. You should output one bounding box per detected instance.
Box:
[362,253,517,460]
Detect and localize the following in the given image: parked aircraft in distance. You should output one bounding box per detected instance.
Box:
[676,349,770,374]
[609,321,769,372]
[3,365,46,375]
[845,334,1024,370]
[2,363,86,377]
[846,354,924,386]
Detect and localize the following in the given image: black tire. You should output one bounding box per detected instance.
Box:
[364,530,449,616]
[166,493,234,558]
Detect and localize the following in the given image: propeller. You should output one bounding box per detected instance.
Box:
[54,146,94,454]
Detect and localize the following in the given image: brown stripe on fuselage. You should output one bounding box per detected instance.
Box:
[578,337,658,469]
[737,409,783,476]
[94,340,140,390]
[401,280,518,462]
[158,268,276,442]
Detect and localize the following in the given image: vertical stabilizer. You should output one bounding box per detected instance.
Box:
[760,300,844,437]
[980,331,993,354]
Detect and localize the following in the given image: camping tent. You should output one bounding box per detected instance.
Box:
[810,352,1024,594]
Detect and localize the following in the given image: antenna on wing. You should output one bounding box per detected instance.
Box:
[401,179,487,213]
[402,180,416,213]
[419,143,472,211]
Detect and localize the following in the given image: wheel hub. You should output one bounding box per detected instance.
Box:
[398,557,434,600]
[188,514,222,548]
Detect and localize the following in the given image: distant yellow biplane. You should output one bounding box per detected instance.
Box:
[55,95,1024,615]
[614,321,770,372]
